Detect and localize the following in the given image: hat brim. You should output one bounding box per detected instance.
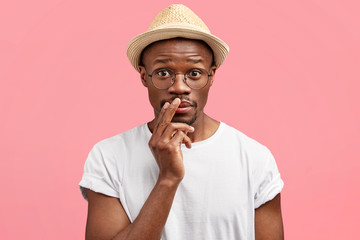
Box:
[126,25,229,72]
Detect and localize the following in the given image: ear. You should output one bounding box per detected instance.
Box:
[209,66,217,87]
[138,65,148,87]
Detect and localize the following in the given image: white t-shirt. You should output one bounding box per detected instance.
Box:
[79,122,284,240]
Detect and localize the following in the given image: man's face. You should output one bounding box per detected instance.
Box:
[139,38,216,125]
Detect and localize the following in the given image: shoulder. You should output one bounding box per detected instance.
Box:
[93,123,148,153]
[220,122,274,174]
[221,122,270,157]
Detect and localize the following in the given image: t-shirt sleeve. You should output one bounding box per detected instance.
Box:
[253,148,284,209]
[79,142,120,201]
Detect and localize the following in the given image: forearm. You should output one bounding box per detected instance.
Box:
[112,178,180,240]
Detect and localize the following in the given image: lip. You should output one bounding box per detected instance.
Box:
[175,106,192,113]
[179,101,191,108]
[175,100,193,114]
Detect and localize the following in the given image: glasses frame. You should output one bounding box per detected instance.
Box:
[146,68,212,90]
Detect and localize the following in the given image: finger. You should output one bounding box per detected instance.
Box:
[170,130,192,149]
[161,122,194,140]
[153,102,170,133]
[182,134,192,149]
[169,129,186,145]
[161,98,181,124]
[155,98,181,136]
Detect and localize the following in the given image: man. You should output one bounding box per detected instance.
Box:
[79,4,284,240]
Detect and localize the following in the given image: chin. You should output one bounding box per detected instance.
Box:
[171,114,197,126]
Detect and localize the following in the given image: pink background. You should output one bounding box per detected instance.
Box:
[1,0,359,239]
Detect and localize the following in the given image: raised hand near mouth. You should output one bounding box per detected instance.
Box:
[148,97,195,183]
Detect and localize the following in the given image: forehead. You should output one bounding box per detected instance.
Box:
[141,38,213,66]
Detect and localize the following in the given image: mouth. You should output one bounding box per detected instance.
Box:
[176,101,193,114]
[175,100,193,114]
[161,98,195,115]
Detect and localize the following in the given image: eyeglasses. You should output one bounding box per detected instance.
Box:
[147,68,212,90]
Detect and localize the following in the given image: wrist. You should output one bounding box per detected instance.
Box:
[156,176,182,189]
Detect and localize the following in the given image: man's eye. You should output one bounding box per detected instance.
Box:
[188,70,202,78]
[156,70,171,77]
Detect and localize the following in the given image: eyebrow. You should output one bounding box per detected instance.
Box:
[187,59,203,64]
[153,59,172,64]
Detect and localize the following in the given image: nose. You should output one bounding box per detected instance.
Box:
[167,73,191,94]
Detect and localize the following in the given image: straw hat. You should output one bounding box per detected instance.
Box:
[126,4,229,72]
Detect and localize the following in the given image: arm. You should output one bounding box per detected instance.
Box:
[85,98,194,240]
[255,193,284,240]
[86,179,179,240]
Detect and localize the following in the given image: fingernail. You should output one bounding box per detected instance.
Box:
[172,98,180,105]
[163,102,170,109]
[190,126,195,131]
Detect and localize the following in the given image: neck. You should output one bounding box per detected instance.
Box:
[147,113,220,143]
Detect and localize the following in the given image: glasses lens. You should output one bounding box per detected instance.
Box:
[152,69,174,89]
[185,69,209,89]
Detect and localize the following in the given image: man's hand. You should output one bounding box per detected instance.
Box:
[148,98,195,183]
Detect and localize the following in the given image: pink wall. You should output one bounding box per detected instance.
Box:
[1,0,359,239]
